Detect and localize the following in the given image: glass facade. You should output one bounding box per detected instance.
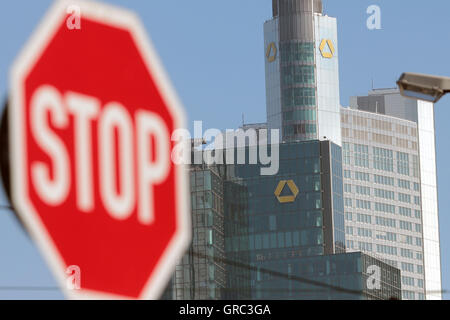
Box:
[264,0,341,145]
[163,138,401,300]
[164,167,226,300]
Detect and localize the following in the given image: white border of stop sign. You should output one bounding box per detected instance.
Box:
[9,0,191,300]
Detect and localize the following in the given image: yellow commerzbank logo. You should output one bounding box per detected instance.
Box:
[266,42,277,63]
[319,39,334,59]
[274,180,299,203]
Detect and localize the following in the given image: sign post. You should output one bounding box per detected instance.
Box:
[9,0,190,299]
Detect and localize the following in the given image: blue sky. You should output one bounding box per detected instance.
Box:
[0,0,449,299]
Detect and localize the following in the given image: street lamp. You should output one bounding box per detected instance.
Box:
[397,72,450,103]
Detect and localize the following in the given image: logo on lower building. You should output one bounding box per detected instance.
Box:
[319,39,334,59]
[274,180,299,203]
[266,42,277,63]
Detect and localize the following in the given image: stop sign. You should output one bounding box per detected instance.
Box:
[9,0,190,299]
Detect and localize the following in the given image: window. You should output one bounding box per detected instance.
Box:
[414,210,421,219]
[282,65,315,86]
[356,199,371,210]
[344,198,353,208]
[401,262,414,273]
[357,227,372,238]
[341,113,350,124]
[374,188,395,200]
[372,133,392,145]
[398,179,411,190]
[413,183,420,191]
[356,185,370,196]
[376,232,397,242]
[344,184,352,193]
[399,207,412,217]
[353,129,368,141]
[416,237,422,247]
[400,248,414,259]
[343,142,351,165]
[281,42,314,64]
[417,279,424,288]
[375,216,396,228]
[289,123,317,135]
[355,171,370,182]
[357,213,372,224]
[358,241,372,252]
[397,152,410,176]
[283,87,316,108]
[354,144,369,168]
[346,240,355,250]
[353,115,368,127]
[344,170,352,178]
[398,193,411,203]
[399,220,412,231]
[208,229,213,245]
[373,147,393,172]
[417,265,423,274]
[371,118,392,131]
[342,127,350,137]
[396,124,409,135]
[405,236,413,245]
[414,196,421,205]
[315,198,322,209]
[376,244,397,256]
[402,291,415,300]
[412,155,420,178]
[375,202,396,214]
[283,109,317,121]
[374,174,394,186]
[415,224,422,233]
[346,226,353,235]
[402,276,415,286]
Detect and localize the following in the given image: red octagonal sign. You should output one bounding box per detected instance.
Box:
[9,0,190,299]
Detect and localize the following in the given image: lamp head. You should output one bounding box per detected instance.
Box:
[397,72,450,103]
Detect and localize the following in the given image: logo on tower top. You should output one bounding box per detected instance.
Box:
[274,180,299,203]
[266,42,277,63]
[319,39,334,59]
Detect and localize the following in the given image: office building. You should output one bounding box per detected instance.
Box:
[164,140,401,300]
[341,88,442,300]
[163,163,227,300]
[165,0,440,301]
[263,0,441,300]
[264,0,341,144]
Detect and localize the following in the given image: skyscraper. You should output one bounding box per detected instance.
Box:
[264,0,341,145]
[264,0,442,300]
[164,140,402,300]
[164,0,441,301]
[342,89,442,300]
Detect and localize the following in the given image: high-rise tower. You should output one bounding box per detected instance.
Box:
[264,0,341,145]
[341,89,442,300]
